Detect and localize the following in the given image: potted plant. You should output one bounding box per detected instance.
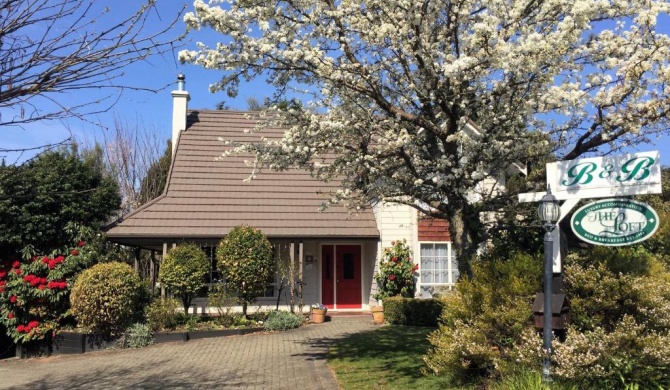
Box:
[310,303,327,324]
[372,239,418,325]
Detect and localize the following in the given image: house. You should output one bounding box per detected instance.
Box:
[106,76,460,312]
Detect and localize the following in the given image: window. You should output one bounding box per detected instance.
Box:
[419,242,458,298]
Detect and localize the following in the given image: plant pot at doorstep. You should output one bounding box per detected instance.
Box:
[311,303,328,324]
[371,306,384,324]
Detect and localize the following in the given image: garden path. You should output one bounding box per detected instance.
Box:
[0,315,376,390]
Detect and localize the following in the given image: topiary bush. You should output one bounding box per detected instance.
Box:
[383,297,444,327]
[158,243,209,313]
[263,310,303,331]
[373,239,417,301]
[217,225,275,316]
[70,262,143,336]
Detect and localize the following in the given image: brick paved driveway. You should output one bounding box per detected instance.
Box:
[0,315,376,390]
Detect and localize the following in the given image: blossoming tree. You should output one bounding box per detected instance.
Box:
[181,0,670,263]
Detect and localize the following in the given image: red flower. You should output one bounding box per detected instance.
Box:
[8,312,14,319]
[77,240,86,247]
[389,274,396,281]
[392,257,399,262]
[38,285,46,290]
[12,261,20,269]
[14,269,22,276]
[0,270,6,279]
[28,320,39,328]
[9,295,17,303]
[17,325,25,333]
[412,264,419,271]
[70,250,79,256]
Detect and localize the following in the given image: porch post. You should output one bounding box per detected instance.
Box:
[150,250,156,293]
[134,247,140,274]
[298,241,304,312]
[161,243,168,298]
[289,242,296,312]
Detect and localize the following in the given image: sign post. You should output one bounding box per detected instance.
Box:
[518,151,662,384]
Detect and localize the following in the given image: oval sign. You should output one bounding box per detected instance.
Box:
[571,198,659,246]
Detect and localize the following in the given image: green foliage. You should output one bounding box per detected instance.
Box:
[0,239,95,343]
[137,139,171,205]
[263,310,303,331]
[217,225,275,316]
[145,298,182,332]
[158,243,209,312]
[208,283,238,326]
[373,239,417,301]
[383,297,444,327]
[513,247,670,389]
[0,146,121,257]
[424,251,542,384]
[126,323,154,348]
[69,262,143,336]
[489,368,576,390]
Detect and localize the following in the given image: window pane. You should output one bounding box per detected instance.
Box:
[343,253,355,279]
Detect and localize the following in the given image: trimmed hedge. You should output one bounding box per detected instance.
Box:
[383,297,444,327]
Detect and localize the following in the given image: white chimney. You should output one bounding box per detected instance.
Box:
[171,73,190,157]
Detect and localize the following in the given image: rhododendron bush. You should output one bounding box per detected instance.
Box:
[181,0,670,264]
[0,241,93,343]
[373,239,417,300]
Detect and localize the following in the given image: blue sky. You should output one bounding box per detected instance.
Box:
[0,0,668,167]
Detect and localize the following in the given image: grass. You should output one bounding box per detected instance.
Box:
[327,325,472,390]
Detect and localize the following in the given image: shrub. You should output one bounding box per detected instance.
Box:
[145,298,182,332]
[263,310,303,331]
[158,243,209,313]
[514,247,670,389]
[70,262,143,336]
[208,283,239,327]
[126,323,154,348]
[424,251,541,383]
[373,239,417,301]
[217,225,275,316]
[0,240,94,343]
[383,297,444,327]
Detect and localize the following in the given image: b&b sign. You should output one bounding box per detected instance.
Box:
[548,151,662,200]
[571,199,659,246]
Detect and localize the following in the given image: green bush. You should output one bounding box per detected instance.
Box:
[263,310,303,331]
[126,323,154,348]
[514,247,670,389]
[158,243,209,313]
[373,239,417,300]
[217,225,275,316]
[70,262,143,336]
[145,298,182,332]
[424,251,542,383]
[383,297,444,327]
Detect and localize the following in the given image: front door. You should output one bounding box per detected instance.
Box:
[321,245,362,309]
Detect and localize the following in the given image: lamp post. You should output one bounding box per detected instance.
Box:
[538,186,560,383]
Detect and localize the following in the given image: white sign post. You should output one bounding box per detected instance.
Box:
[519,151,662,271]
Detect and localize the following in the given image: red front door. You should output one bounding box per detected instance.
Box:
[336,245,362,309]
[322,245,335,309]
[321,244,362,309]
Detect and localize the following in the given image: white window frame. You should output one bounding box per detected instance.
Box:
[418,241,457,296]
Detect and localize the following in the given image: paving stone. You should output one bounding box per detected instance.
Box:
[0,315,376,390]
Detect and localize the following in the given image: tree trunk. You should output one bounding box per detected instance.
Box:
[448,203,479,279]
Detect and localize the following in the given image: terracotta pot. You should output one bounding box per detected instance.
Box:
[371,306,384,324]
[311,308,327,324]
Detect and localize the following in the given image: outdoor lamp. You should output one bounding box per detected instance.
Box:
[538,187,560,230]
[538,185,560,383]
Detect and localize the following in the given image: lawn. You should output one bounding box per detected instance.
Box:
[327,325,472,390]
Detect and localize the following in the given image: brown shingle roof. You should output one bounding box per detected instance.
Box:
[106,110,379,242]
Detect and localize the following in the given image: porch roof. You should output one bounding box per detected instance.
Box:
[106,110,379,247]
